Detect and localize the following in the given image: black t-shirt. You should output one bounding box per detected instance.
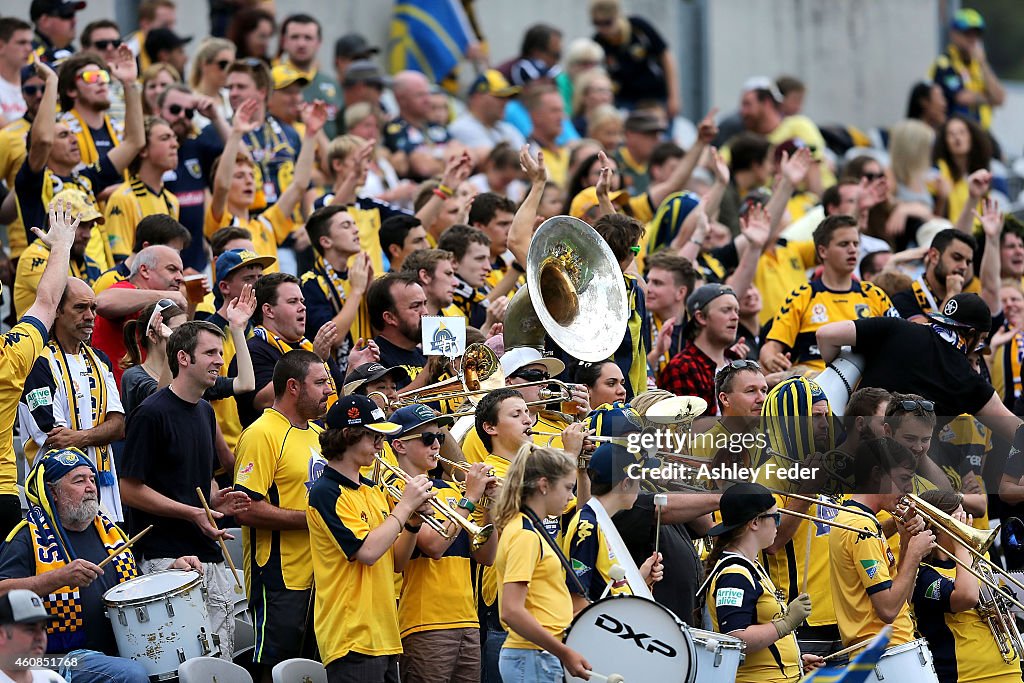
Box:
[373,335,426,390]
[594,16,668,105]
[853,317,993,419]
[0,524,122,655]
[120,387,220,562]
[612,491,702,625]
[891,288,923,319]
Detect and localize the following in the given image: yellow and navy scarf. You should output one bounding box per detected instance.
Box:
[311,254,372,343]
[46,341,114,486]
[9,450,137,652]
[62,109,122,168]
[252,325,338,411]
[912,276,940,317]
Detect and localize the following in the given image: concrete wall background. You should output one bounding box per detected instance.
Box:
[14,0,946,132]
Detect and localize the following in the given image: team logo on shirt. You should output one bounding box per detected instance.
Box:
[811,304,829,324]
[924,579,942,599]
[575,520,594,544]
[854,304,870,319]
[307,449,325,493]
[237,462,254,483]
[860,559,880,579]
[715,587,744,607]
[185,159,202,179]
[570,558,591,577]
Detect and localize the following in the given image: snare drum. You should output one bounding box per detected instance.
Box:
[563,595,696,683]
[103,569,218,680]
[689,627,745,682]
[873,638,939,682]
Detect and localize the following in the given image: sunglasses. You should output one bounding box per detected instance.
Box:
[79,69,110,85]
[629,245,641,255]
[93,39,122,50]
[758,512,782,525]
[862,171,885,181]
[593,18,614,27]
[899,399,935,413]
[22,84,43,97]
[146,298,177,337]
[513,369,550,383]
[168,103,195,119]
[397,431,447,447]
[214,59,231,70]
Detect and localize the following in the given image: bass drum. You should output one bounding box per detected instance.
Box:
[563,595,696,683]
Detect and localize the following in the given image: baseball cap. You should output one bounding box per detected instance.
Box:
[215,249,276,285]
[500,347,565,379]
[707,482,776,536]
[0,590,55,625]
[682,284,736,338]
[272,64,311,90]
[624,110,667,134]
[468,70,520,99]
[342,60,388,88]
[588,442,659,485]
[388,404,455,440]
[335,33,379,60]
[144,28,192,59]
[584,401,643,438]
[31,0,86,21]
[742,76,783,103]
[927,293,992,334]
[325,394,401,434]
[568,187,630,220]
[952,8,985,32]
[343,362,410,396]
[52,187,104,224]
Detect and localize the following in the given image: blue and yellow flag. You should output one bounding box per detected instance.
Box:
[799,626,891,682]
[388,0,472,81]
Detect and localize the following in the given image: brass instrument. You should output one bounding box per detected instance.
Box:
[436,455,504,485]
[374,455,495,547]
[898,493,1024,662]
[504,216,628,361]
[368,343,505,412]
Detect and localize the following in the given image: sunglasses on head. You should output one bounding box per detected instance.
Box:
[22,84,43,97]
[717,359,761,376]
[168,103,195,119]
[513,369,550,383]
[899,399,935,413]
[93,39,122,50]
[79,69,110,85]
[146,298,177,337]
[397,431,446,447]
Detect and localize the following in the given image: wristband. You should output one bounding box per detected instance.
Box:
[437,184,455,197]
[432,188,449,200]
[457,497,476,513]
[404,522,422,533]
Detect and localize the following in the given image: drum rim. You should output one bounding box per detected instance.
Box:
[562,595,697,683]
[687,626,746,650]
[879,638,932,658]
[102,569,203,607]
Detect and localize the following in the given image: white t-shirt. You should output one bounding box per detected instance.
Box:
[0,669,68,682]
[0,76,26,125]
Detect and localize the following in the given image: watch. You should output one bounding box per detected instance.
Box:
[457,497,477,513]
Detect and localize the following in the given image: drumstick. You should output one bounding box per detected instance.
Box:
[600,565,626,600]
[96,526,153,569]
[587,673,625,683]
[821,639,870,662]
[653,494,668,558]
[196,487,243,590]
[801,515,813,593]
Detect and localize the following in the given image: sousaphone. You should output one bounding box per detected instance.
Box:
[503,216,628,361]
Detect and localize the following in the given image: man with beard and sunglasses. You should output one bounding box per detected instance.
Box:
[157,83,230,271]
[0,449,201,683]
[233,350,331,679]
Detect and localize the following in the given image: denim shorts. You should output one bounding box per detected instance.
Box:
[498,647,563,683]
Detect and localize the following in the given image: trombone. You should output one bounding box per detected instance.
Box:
[897,493,1024,662]
[374,456,495,547]
[435,455,504,485]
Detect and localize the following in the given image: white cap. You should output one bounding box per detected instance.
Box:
[742,76,783,103]
[500,347,566,379]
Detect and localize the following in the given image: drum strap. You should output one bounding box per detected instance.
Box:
[586,498,653,600]
[522,507,591,601]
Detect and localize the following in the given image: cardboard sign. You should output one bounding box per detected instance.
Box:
[421,316,466,357]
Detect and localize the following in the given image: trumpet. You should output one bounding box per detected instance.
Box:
[374,456,495,547]
[897,493,1024,662]
[435,456,504,485]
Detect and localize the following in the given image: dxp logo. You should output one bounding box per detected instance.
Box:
[594,613,677,657]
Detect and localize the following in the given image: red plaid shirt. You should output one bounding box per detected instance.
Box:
[658,341,721,414]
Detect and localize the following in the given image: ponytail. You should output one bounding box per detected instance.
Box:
[492,443,575,532]
[121,319,145,369]
[120,300,187,370]
[703,526,746,578]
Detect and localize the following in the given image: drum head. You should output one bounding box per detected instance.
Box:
[645,396,707,424]
[103,569,198,605]
[563,595,695,683]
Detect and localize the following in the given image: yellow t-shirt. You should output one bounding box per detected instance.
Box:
[307,467,401,664]
[767,116,837,187]
[204,203,291,272]
[766,279,896,372]
[0,120,29,259]
[0,319,47,496]
[13,241,102,319]
[91,262,130,295]
[706,554,801,683]
[234,408,325,592]
[398,479,478,637]
[756,240,817,326]
[828,501,915,647]
[103,177,180,262]
[495,511,574,651]
[462,412,566,465]
[562,504,632,602]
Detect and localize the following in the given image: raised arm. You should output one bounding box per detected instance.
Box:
[413,151,473,229]
[95,287,186,319]
[275,100,327,219]
[507,146,547,267]
[26,62,58,173]
[976,195,1002,315]
[225,285,257,394]
[24,199,77,328]
[647,108,718,208]
[106,44,144,173]
[211,98,261,221]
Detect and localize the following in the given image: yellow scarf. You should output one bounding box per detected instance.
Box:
[63,109,121,168]
[252,325,338,412]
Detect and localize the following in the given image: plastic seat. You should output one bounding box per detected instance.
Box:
[177,656,253,682]
[272,658,327,683]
